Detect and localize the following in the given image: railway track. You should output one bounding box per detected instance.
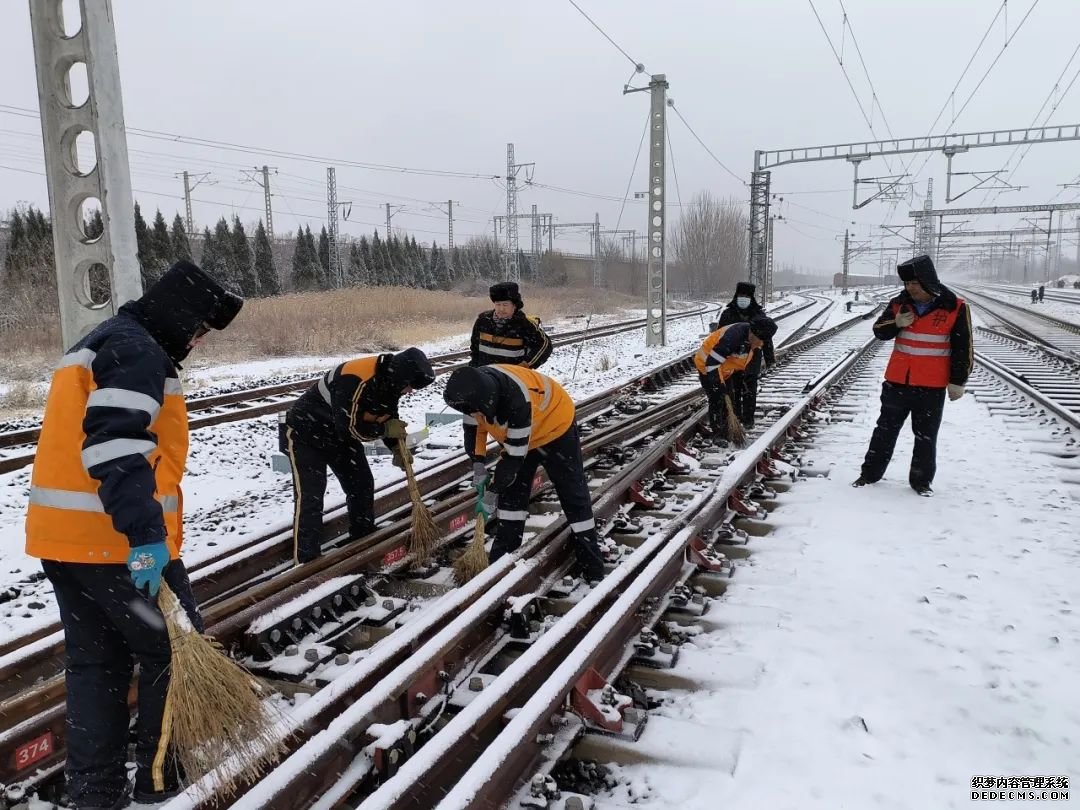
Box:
[163,305,885,809]
[959,286,1080,356]
[0,304,721,476]
[0,295,847,806]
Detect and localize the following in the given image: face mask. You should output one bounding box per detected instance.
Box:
[736,297,751,309]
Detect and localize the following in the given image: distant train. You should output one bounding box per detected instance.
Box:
[832,273,881,288]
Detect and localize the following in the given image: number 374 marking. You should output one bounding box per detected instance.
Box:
[13,731,54,770]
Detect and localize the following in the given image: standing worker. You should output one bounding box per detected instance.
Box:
[284,348,435,564]
[695,316,778,441]
[853,255,973,496]
[1031,289,1039,304]
[25,260,243,809]
[715,282,777,430]
[1038,284,1046,303]
[469,281,552,369]
[442,365,605,582]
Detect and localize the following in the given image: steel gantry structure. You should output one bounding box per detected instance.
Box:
[747,123,1080,300]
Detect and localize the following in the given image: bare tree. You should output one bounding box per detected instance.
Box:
[671,191,748,297]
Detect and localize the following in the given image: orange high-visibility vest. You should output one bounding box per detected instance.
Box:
[884,300,962,388]
[694,325,755,380]
[471,365,575,457]
[26,349,187,564]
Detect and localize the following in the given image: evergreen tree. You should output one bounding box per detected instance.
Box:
[85,209,104,241]
[4,209,26,282]
[317,226,331,277]
[199,225,225,279]
[304,226,325,288]
[150,210,172,271]
[211,217,237,290]
[292,229,321,291]
[170,214,191,262]
[358,235,373,285]
[133,202,157,288]
[230,216,257,296]
[368,231,386,284]
[253,220,279,296]
[347,241,365,286]
[429,242,449,290]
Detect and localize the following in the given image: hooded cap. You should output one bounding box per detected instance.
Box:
[388,347,435,391]
[897,255,941,295]
[443,367,500,420]
[489,281,524,309]
[734,281,756,300]
[749,315,778,340]
[131,259,244,365]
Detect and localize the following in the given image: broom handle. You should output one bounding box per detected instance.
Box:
[398,437,424,507]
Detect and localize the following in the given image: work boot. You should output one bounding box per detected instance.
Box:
[911,482,934,497]
[851,476,871,487]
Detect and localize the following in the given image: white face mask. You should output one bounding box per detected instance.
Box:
[736,297,751,309]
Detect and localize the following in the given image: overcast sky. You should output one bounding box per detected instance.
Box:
[1,0,1078,275]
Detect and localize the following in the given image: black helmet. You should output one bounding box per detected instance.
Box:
[749,315,777,340]
[136,259,244,364]
[389,347,435,391]
[443,367,500,420]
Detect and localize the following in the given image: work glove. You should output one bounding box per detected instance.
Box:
[947,383,965,402]
[127,541,170,597]
[391,446,407,470]
[478,483,498,519]
[472,461,488,490]
[383,418,408,440]
[894,309,915,328]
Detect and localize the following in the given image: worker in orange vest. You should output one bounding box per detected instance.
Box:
[853,255,973,496]
[442,365,605,582]
[25,260,243,808]
[694,316,778,442]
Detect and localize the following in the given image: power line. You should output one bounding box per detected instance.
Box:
[667,121,684,213]
[564,0,644,72]
[615,110,651,232]
[667,105,746,185]
[836,0,898,141]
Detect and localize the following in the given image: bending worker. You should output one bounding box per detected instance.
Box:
[853,255,973,496]
[284,348,435,564]
[469,281,552,369]
[442,365,605,582]
[695,316,778,441]
[25,260,243,809]
[715,281,776,430]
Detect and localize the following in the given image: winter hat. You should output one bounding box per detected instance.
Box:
[897,255,941,295]
[388,347,436,391]
[443,367,500,420]
[489,281,524,309]
[734,281,756,299]
[134,259,244,364]
[749,315,778,340]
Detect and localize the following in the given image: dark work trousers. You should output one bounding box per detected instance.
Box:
[698,372,732,436]
[727,372,760,426]
[860,381,947,487]
[285,425,375,564]
[42,559,201,809]
[490,423,605,580]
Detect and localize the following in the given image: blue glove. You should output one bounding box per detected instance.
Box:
[476,480,498,519]
[128,542,170,597]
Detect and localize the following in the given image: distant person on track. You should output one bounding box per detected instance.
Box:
[25,260,243,809]
[1031,289,1039,304]
[715,282,777,430]
[284,348,435,564]
[442,365,605,582]
[1038,284,1046,303]
[694,316,778,443]
[853,255,973,497]
[469,281,552,369]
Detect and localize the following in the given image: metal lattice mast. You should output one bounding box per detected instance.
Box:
[593,212,602,288]
[506,143,519,281]
[748,162,771,291]
[30,0,141,348]
[765,215,775,300]
[327,167,340,286]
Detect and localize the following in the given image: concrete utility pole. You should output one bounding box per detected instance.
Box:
[386,203,392,241]
[30,0,142,348]
[179,171,212,236]
[593,212,602,288]
[625,74,669,346]
[261,165,274,241]
[447,200,454,253]
[842,229,850,294]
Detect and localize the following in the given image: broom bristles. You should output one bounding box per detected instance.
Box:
[453,513,490,585]
[399,438,441,565]
[724,394,746,446]
[160,584,287,798]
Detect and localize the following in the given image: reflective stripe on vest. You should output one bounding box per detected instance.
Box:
[884,300,961,387]
[29,486,179,514]
[477,366,573,454]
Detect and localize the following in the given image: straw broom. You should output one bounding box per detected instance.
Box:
[723,393,746,446]
[399,437,440,565]
[158,583,285,797]
[453,482,490,585]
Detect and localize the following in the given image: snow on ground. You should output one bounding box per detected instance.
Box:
[3,299,844,641]
[600,348,1080,810]
[974,284,1080,327]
